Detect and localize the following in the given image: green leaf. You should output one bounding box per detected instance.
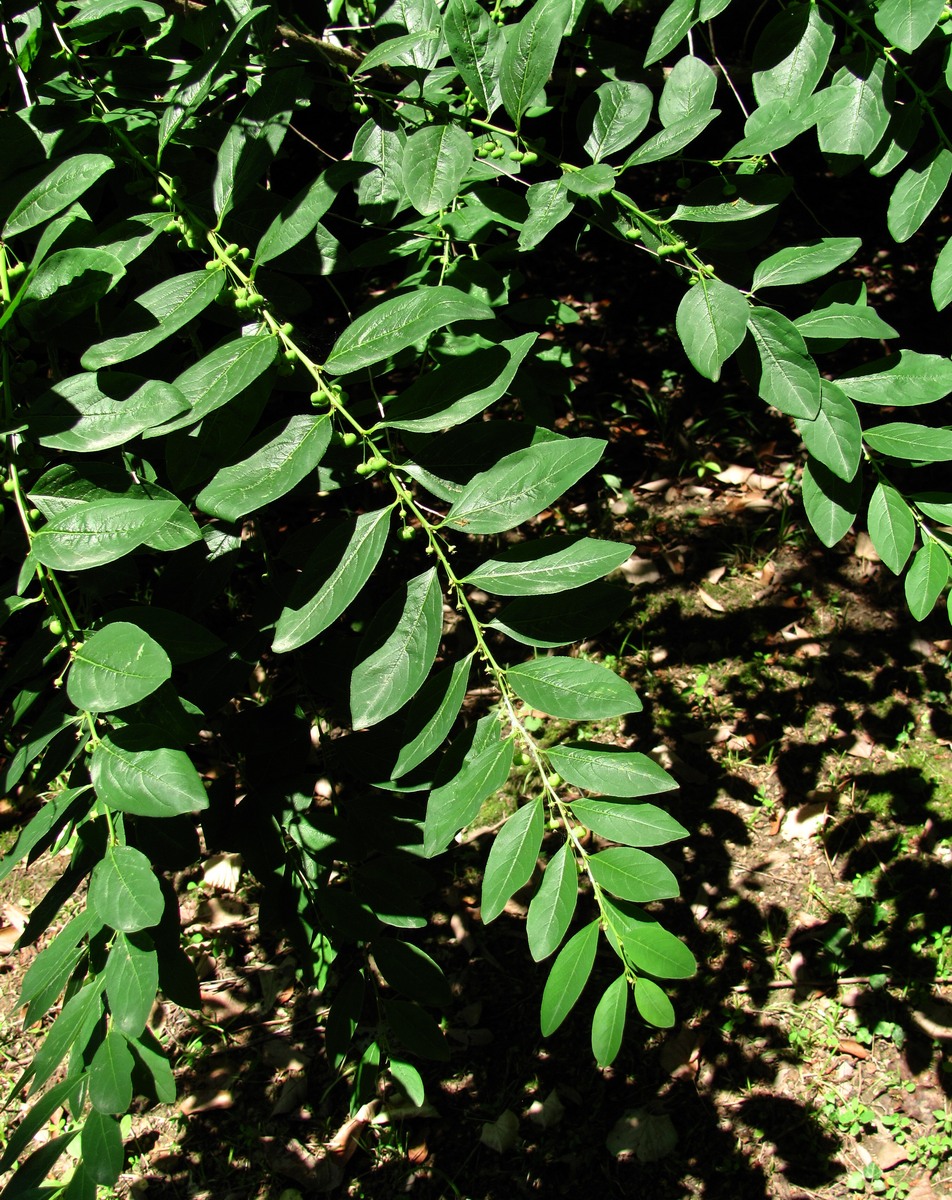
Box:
[423,717,514,856]
[392,653,473,780]
[0,789,86,886]
[444,0,504,115]
[32,498,179,571]
[196,415,331,521]
[540,919,599,1035]
[752,3,834,107]
[81,1111,123,1187]
[865,422,952,462]
[4,154,114,237]
[634,976,675,1028]
[622,110,719,168]
[726,93,831,158]
[932,238,952,311]
[354,115,406,210]
[81,271,225,369]
[752,238,862,291]
[381,333,536,433]
[905,539,950,620]
[519,179,574,251]
[20,248,125,332]
[874,0,944,53]
[676,279,748,382]
[28,982,103,1093]
[508,658,641,720]
[150,334,278,435]
[644,0,695,68]
[0,1079,76,1176]
[591,974,628,1066]
[91,725,209,818]
[256,163,367,265]
[526,843,577,961]
[798,382,862,483]
[88,846,164,932]
[324,287,492,376]
[464,537,631,595]
[29,373,188,452]
[372,937,451,1006]
[604,898,696,979]
[445,436,605,533]
[403,124,474,216]
[378,0,442,69]
[588,847,678,902]
[579,81,652,163]
[887,148,952,243]
[500,0,565,123]
[350,568,443,730]
[490,583,629,648]
[357,30,440,74]
[747,306,822,420]
[670,174,791,225]
[801,457,862,547]
[104,932,159,1037]
[867,480,916,573]
[568,800,688,846]
[67,622,171,712]
[384,999,450,1061]
[562,163,616,197]
[912,493,952,523]
[817,56,893,158]
[837,351,952,408]
[546,744,678,798]
[127,1029,175,1104]
[389,1057,426,1107]
[21,909,101,1023]
[89,1028,135,1114]
[794,302,898,341]
[272,508,392,654]
[481,797,544,923]
[658,56,716,127]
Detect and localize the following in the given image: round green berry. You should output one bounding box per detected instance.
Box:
[355,461,373,475]
[342,432,358,447]
[397,526,416,541]
[521,150,538,165]
[2,478,15,493]
[722,182,737,196]
[368,455,387,471]
[676,175,691,189]
[509,149,525,162]
[48,618,63,637]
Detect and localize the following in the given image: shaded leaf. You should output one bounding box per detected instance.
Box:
[540,919,599,1034]
[526,842,577,961]
[592,974,628,1066]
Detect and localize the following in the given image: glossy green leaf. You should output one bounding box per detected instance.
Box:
[747,306,822,420]
[28,982,103,1093]
[88,846,164,932]
[104,932,159,1037]
[644,0,694,68]
[546,744,678,797]
[670,175,791,225]
[19,248,125,332]
[29,373,188,452]
[81,271,225,369]
[905,539,950,620]
[89,1029,135,1114]
[540,919,598,1035]
[798,382,862,483]
[752,238,861,291]
[481,797,544,923]
[912,493,952,523]
[32,498,179,571]
[389,1057,425,1107]
[752,3,834,107]
[423,717,514,856]
[658,56,716,127]
[0,1079,76,1176]
[874,0,944,53]
[444,0,504,114]
[149,334,278,434]
[519,180,573,251]
[360,29,440,74]
[794,302,897,341]
[21,909,101,1023]
[127,1029,175,1104]
[676,279,748,382]
[445,436,605,533]
[526,843,577,961]
[272,507,392,653]
[354,115,406,210]
[867,480,916,573]
[604,897,696,979]
[4,154,114,237]
[508,657,640,720]
[81,1111,123,1187]
[464,537,631,595]
[932,237,952,311]
[372,937,451,1006]
[837,351,952,408]
[588,847,678,902]
[727,93,832,158]
[324,287,492,376]
[403,124,474,216]
[196,415,331,521]
[378,0,441,69]
[579,80,652,162]
[351,568,443,730]
[568,799,687,846]
[887,147,952,243]
[0,789,86,886]
[801,457,862,547]
[562,163,615,197]
[392,653,473,780]
[500,0,564,123]
[634,975,675,1028]
[622,110,719,168]
[817,56,892,158]
[865,422,952,462]
[591,973,628,1066]
[91,724,209,818]
[490,583,630,648]
[256,162,367,265]
[67,622,171,712]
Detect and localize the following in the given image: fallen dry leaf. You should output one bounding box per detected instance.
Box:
[905,1176,940,1200]
[704,565,727,585]
[480,1110,519,1153]
[715,464,754,486]
[527,1090,564,1129]
[780,801,831,842]
[201,852,243,891]
[846,732,875,759]
[697,587,726,613]
[606,1109,678,1162]
[837,1039,869,1060]
[0,926,20,955]
[854,531,880,561]
[192,896,248,929]
[660,1026,704,1078]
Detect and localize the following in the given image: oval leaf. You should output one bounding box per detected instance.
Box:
[68,622,171,713]
[526,842,578,961]
[481,797,544,923]
[540,919,599,1035]
[91,724,209,818]
[588,847,679,902]
[676,279,748,382]
[88,846,164,932]
[508,657,641,720]
[546,744,677,798]
[592,973,628,1066]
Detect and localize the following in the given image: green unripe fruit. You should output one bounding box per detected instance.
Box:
[225,243,240,257]
[547,773,562,788]
[355,461,373,475]
[342,432,358,447]
[490,146,506,159]
[677,175,691,188]
[280,322,294,335]
[368,455,387,471]
[357,102,370,115]
[282,348,297,362]
[6,263,26,279]
[150,193,166,208]
[509,149,525,162]
[722,182,737,196]
[234,296,249,310]
[48,618,63,637]
[623,228,640,241]
[476,144,488,157]
[238,247,251,260]
[247,292,266,306]
[397,526,416,541]
[521,151,538,165]
[27,508,39,521]
[2,478,15,493]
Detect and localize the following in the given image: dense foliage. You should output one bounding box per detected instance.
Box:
[3,0,952,1190]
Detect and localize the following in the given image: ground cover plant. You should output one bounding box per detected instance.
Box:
[1,0,952,1194]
